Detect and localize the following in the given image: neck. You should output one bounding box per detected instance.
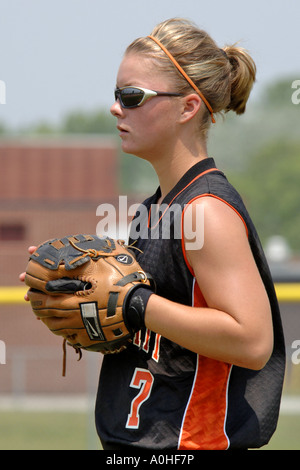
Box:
[151,139,208,203]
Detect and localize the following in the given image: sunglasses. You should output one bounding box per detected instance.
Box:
[114,86,183,109]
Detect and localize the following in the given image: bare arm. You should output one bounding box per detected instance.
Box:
[144,197,273,370]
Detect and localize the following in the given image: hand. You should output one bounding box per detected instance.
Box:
[19,246,37,301]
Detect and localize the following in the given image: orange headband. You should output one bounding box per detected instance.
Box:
[148,35,215,124]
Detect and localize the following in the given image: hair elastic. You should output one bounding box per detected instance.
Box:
[148,35,215,123]
[220,48,229,59]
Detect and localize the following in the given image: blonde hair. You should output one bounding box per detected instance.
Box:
[125,18,256,137]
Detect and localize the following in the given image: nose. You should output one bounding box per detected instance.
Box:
[110,99,123,117]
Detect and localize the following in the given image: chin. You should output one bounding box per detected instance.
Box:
[121,144,147,160]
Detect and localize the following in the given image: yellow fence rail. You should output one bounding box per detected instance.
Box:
[0,284,300,304]
[0,287,28,304]
[274,283,300,302]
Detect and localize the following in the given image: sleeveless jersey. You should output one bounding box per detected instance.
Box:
[95,157,285,450]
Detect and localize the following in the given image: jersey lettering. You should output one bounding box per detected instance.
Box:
[126,368,154,429]
[132,329,161,362]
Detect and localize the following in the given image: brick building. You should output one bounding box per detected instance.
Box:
[0,135,123,285]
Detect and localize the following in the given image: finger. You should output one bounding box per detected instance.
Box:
[42,315,84,332]
[19,246,37,284]
[27,289,79,317]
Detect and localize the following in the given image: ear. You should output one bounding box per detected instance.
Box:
[179,93,202,124]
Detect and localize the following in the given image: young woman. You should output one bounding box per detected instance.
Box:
[95,18,285,450]
[21,18,285,450]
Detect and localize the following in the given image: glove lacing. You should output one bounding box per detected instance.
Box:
[62,338,82,377]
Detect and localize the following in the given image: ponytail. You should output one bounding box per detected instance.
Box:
[223,45,256,115]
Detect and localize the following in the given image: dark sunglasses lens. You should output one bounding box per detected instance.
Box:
[119,88,144,107]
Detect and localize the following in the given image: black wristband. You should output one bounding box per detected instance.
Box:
[125,286,154,333]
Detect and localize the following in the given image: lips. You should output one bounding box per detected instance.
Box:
[117,126,130,139]
[117,125,129,133]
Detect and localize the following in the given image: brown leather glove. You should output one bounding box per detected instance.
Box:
[25,235,154,359]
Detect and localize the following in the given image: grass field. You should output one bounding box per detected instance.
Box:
[263,412,300,450]
[0,408,299,450]
[0,410,102,450]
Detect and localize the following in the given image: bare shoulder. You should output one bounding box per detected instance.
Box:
[183,195,249,265]
[183,195,266,308]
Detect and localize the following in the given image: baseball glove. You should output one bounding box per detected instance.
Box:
[25,234,154,373]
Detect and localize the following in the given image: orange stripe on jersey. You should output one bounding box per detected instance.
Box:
[178,280,232,450]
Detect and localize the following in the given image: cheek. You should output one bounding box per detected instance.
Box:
[129,113,159,143]
[136,117,167,147]
[144,104,177,136]
[122,101,179,155]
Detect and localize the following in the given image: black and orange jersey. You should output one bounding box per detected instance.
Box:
[95,157,285,450]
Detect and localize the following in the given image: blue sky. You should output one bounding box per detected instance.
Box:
[1,0,299,127]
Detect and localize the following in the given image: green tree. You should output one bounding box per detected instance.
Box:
[228,140,300,251]
[0,121,8,134]
[261,76,299,110]
[61,109,116,134]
